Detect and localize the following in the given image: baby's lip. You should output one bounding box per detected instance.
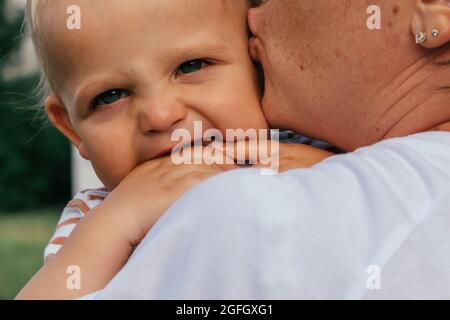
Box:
[155,147,174,158]
[155,139,213,158]
[172,139,213,152]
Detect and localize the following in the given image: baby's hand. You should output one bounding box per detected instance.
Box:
[215,141,334,172]
[100,146,238,247]
[274,143,335,172]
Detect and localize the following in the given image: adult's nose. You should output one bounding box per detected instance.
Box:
[137,94,187,134]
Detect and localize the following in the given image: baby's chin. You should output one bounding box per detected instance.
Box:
[91,165,124,192]
[97,177,117,193]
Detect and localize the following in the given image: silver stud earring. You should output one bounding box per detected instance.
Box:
[431,29,440,38]
[415,31,427,44]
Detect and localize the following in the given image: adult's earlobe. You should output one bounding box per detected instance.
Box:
[411,0,450,48]
[249,37,260,62]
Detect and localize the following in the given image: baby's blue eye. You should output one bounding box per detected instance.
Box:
[177,60,208,75]
[93,89,129,107]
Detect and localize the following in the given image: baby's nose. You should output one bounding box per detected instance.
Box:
[137,98,187,133]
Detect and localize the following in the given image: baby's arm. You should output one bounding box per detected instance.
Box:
[16,199,134,300]
[16,152,234,300]
[44,189,108,263]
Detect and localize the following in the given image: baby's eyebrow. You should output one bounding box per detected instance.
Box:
[166,42,229,61]
[72,79,115,110]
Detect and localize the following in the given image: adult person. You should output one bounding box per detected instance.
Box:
[94,0,450,299]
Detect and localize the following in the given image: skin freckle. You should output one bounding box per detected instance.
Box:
[393,5,399,15]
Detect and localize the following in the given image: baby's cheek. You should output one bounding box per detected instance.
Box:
[87,145,136,191]
[230,97,269,131]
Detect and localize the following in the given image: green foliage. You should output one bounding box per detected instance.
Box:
[0,2,71,212]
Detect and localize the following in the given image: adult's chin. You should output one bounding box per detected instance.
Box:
[260,76,282,129]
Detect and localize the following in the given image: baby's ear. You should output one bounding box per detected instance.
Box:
[44,95,89,160]
[411,0,450,48]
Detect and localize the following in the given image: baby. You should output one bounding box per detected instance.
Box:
[17,0,331,299]
[28,0,268,258]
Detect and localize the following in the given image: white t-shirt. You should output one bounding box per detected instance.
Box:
[89,132,450,299]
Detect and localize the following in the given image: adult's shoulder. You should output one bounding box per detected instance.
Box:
[182,131,450,217]
[158,130,450,249]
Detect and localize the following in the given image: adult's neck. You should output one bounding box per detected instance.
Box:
[368,44,450,143]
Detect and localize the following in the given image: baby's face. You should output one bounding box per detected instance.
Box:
[42,0,268,190]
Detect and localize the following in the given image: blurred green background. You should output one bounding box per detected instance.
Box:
[0,0,71,299]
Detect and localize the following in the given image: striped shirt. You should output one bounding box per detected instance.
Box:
[44,188,110,262]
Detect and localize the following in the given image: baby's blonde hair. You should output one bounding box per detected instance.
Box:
[25,0,53,107]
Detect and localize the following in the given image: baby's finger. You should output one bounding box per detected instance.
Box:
[213,139,275,165]
[172,143,239,169]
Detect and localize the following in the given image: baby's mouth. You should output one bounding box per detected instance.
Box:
[156,139,213,158]
[155,147,175,158]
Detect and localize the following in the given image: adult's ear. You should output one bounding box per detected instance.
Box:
[411,0,450,48]
[44,95,90,160]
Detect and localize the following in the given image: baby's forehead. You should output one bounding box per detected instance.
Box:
[36,0,247,35]
[36,0,248,76]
